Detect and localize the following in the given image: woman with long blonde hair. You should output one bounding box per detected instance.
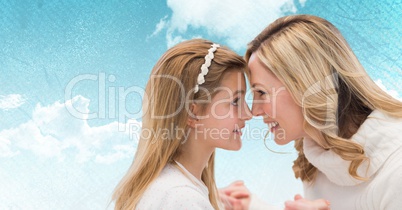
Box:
[223,15,402,210]
[112,39,253,209]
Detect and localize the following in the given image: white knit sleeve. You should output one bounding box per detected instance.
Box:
[381,167,402,210]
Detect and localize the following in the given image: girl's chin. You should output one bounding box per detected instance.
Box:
[228,139,242,151]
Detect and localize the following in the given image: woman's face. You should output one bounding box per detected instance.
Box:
[248,53,307,145]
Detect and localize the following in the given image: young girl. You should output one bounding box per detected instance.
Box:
[112,39,252,209]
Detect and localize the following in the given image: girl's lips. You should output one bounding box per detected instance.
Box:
[233,125,245,135]
[233,129,242,136]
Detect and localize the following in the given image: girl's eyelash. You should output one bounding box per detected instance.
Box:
[231,97,240,106]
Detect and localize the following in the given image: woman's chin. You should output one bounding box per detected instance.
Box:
[273,137,292,145]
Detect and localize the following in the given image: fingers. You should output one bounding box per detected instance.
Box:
[284,200,309,210]
[221,181,250,197]
[284,198,331,210]
[313,199,331,210]
[230,190,250,199]
[221,194,246,210]
[294,194,303,200]
[218,180,251,210]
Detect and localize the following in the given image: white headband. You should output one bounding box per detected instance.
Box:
[194,43,220,93]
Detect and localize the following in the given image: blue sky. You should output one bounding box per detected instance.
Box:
[1,0,401,209]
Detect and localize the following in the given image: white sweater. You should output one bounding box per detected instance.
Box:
[303,110,402,210]
[137,162,214,210]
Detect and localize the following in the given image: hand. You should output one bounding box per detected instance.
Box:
[284,194,330,210]
[219,180,251,210]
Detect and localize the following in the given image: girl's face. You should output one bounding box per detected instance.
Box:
[248,53,307,145]
[195,70,252,151]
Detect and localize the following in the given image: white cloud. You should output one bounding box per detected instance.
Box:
[167,33,186,48]
[0,136,20,157]
[0,94,26,110]
[156,0,297,49]
[95,144,136,164]
[375,79,402,101]
[148,15,169,39]
[0,95,141,163]
[299,0,307,7]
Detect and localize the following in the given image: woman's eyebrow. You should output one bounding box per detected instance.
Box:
[214,88,245,96]
[251,83,264,88]
[252,83,267,89]
[252,83,275,90]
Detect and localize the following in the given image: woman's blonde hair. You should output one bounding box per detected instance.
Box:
[113,39,246,209]
[245,15,402,182]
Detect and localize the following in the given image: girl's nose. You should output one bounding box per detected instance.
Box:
[241,103,253,121]
[251,100,264,117]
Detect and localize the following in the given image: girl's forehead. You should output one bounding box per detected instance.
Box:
[220,70,245,84]
[212,86,246,101]
[202,71,246,100]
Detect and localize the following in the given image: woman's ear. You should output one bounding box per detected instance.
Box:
[187,103,199,128]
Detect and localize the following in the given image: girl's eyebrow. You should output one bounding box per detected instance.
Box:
[233,90,245,95]
[214,89,245,99]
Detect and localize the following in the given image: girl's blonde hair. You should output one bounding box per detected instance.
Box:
[245,15,402,182]
[113,39,246,209]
